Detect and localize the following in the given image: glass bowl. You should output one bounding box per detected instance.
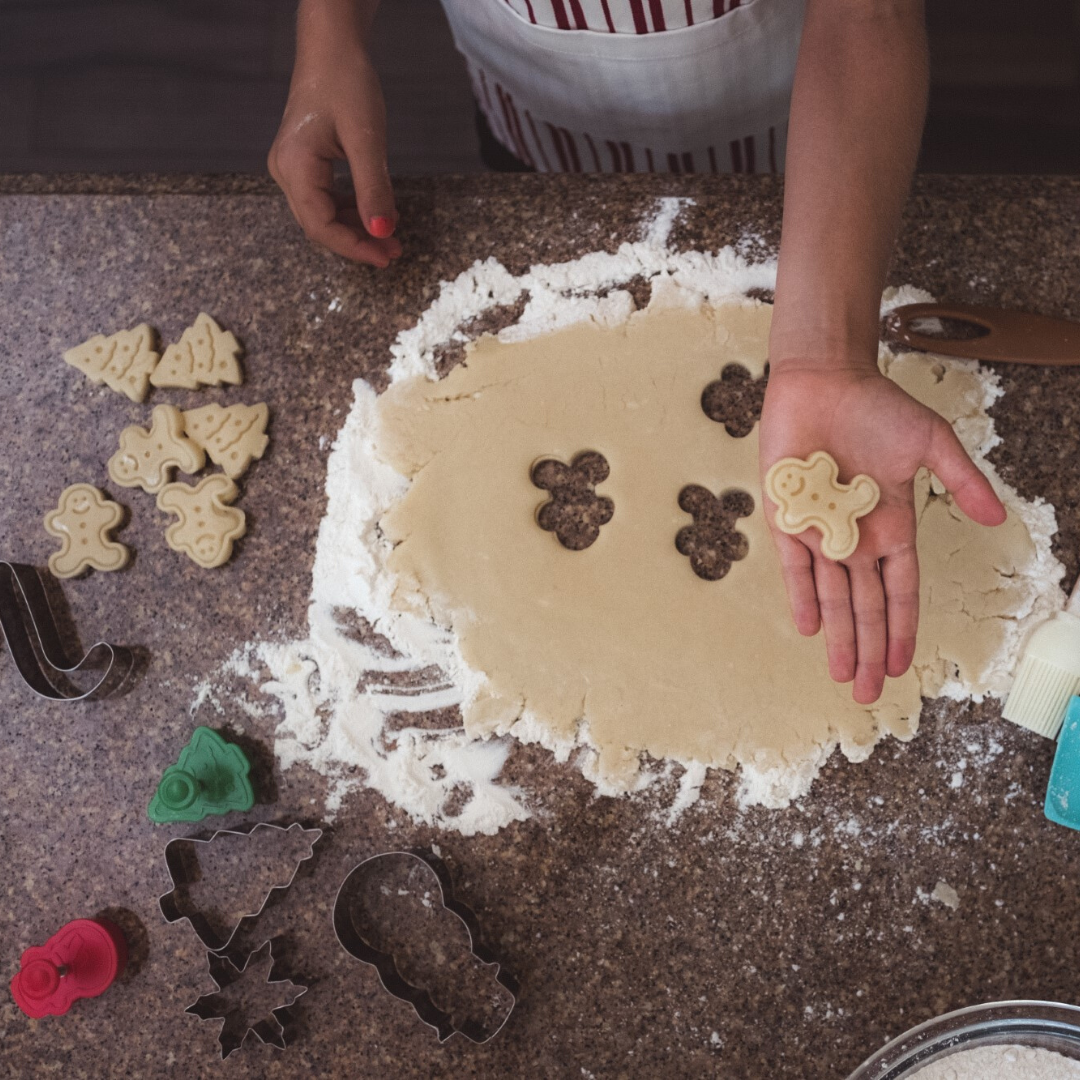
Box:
[847,1000,1080,1079]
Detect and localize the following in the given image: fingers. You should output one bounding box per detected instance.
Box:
[814,556,857,683]
[341,68,398,241]
[848,563,888,704]
[881,543,919,678]
[771,530,821,636]
[926,418,1007,527]
[270,135,401,265]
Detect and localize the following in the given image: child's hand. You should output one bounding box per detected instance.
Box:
[758,360,1006,704]
[269,0,401,267]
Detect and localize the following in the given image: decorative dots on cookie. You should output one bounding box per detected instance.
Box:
[675,486,753,581]
[157,474,246,569]
[183,402,269,479]
[531,450,614,551]
[44,483,130,579]
[764,451,880,561]
[63,324,160,403]
[108,404,206,494]
[150,313,243,390]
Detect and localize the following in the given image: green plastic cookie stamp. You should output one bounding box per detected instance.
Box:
[148,726,255,824]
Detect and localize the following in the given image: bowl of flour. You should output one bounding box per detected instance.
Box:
[848,1001,1080,1079]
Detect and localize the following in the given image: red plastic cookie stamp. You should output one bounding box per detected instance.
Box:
[10,918,127,1018]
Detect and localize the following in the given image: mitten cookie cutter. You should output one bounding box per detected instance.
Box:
[159,822,322,952]
[187,939,307,1060]
[332,848,518,1044]
[0,561,132,701]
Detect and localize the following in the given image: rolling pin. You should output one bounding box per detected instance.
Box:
[884,302,1080,365]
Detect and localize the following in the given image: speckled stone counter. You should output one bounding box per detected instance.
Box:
[1,174,1080,1079]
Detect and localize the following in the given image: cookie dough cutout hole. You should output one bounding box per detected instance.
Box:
[701,363,769,439]
[530,450,614,551]
[675,486,754,581]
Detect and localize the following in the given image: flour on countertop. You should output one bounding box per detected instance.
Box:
[910,1044,1080,1079]
[192,197,1063,834]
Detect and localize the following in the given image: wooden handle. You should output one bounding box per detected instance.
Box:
[884,302,1080,365]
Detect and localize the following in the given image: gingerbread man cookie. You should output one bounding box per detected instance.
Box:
[150,313,243,390]
[157,475,246,569]
[764,451,880,561]
[63,324,160,403]
[44,484,130,578]
[107,404,206,494]
[182,402,269,479]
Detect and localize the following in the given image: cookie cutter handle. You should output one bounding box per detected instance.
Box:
[0,561,132,701]
[884,302,1080,365]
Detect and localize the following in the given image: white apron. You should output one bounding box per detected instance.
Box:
[439,0,805,173]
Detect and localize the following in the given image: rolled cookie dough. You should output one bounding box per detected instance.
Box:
[375,300,1043,788]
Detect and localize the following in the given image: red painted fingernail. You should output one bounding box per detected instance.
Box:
[370,216,395,239]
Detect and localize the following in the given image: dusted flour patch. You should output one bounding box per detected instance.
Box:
[201,199,1063,832]
[910,1044,1080,1079]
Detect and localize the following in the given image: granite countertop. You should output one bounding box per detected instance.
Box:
[1,173,1080,1079]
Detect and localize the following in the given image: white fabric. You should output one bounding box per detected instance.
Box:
[440,0,805,172]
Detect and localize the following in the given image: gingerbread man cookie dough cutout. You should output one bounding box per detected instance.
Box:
[63,324,160,403]
[157,475,246,569]
[44,484,130,578]
[108,404,206,494]
[183,402,269,480]
[764,451,880,561]
[150,313,243,390]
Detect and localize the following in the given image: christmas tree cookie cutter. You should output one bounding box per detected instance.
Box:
[159,822,322,952]
[332,848,519,1043]
[0,561,132,701]
[187,939,306,1059]
[148,726,255,824]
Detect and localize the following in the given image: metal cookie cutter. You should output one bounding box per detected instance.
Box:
[0,561,132,700]
[333,848,518,1043]
[160,822,322,952]
[187,939,307,1059]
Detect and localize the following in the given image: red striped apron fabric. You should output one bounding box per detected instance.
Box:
[444,0,804,175]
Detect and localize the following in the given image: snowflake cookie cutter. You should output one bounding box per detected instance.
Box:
[187,939,306,1059]
[332,848,519,1044]
[0,561,133,701]
[159,822,322,952]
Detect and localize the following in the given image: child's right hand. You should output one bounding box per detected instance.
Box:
[269,0,401,268]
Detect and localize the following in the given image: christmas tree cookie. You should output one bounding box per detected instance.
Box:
[151,313,243,390]
[148,726,254,824]
[107,404,206,494]
[63,324,159,403]
[183,402,270,479]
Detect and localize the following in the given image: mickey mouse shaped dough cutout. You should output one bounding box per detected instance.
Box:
[44,484,130,578]
[157,474,246,569]
[107,404,206,494]
[764,451,880,561]
[150,313,243,390]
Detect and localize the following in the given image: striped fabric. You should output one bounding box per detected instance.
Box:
[467,59,781,176]
[502,0,742,32]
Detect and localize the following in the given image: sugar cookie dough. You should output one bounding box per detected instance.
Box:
[63,324,159,403]
[151,313,243,390]
[375,299,1049,788]
[108,404,206,494]
[765,451,880,560]
[157,475,246,569]
[183,402,269,479]
[44,483,129,578]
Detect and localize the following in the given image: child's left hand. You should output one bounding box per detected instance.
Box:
[758,360,1006,704]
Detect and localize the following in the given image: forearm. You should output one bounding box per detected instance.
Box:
[295,0,379,67]
[770,0,928,370]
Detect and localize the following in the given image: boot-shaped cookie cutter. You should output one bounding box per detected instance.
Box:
[0,561,132,700]
[332,848,518,1043]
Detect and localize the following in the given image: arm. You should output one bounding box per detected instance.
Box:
[761,0,1006,702]
[269,0,402,266]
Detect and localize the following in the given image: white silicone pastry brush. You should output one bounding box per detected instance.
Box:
[1003,577,1080,738]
